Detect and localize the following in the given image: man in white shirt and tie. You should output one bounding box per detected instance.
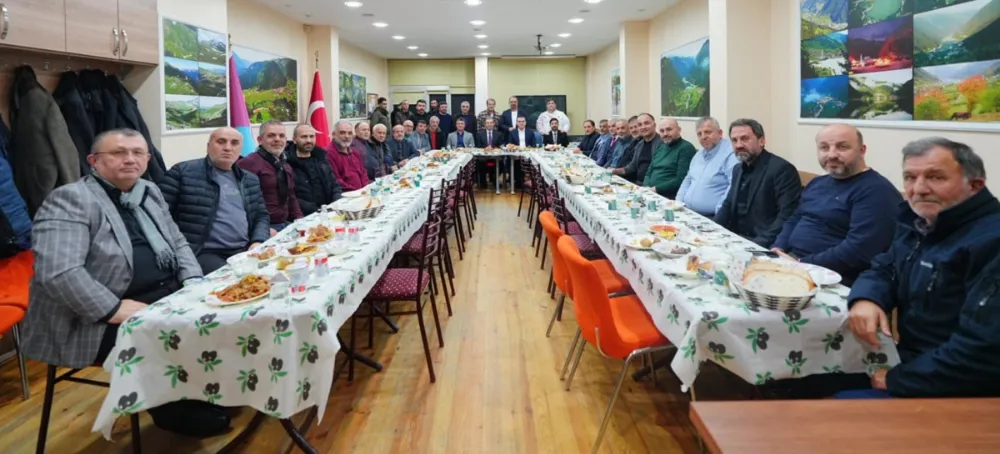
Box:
[535,99,571,134]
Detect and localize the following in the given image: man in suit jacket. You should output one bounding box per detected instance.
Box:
[715,118,802,248]
[507,116,537,148]
[428,116,447,151]
[447,118,475,149]
[23,129,232,437]
[387,124,420,165]
[613,114,662,184]
[542,118,569,147]
[477,118,504,149]
[499,96,523,137]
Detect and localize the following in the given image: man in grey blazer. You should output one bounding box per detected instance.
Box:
[23,129,231,437]
[447,117,475,149]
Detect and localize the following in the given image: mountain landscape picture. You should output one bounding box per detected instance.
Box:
[847,16,914,74]
[849,0,913,28]
[916,0,977,13]
[801,0,849,39]
[659,37,710,117]
[846,68,915,119]
[802,75,850,117]
[914,58,1000,120]
[913,0,1000,67]
[339,71,367,119]
[232,45,299,123]
[161,18,229,132]
[802,31,849,78]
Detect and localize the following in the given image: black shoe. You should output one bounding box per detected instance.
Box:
[148,400,232,438]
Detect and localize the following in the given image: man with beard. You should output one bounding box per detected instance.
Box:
[392,99,411,127]
[575,120,601,156]
[676,117,739,217]
[409,120,431,154]
[542,117,569,148]
[714,118,800,248]
[286,124,342,216]
[642,118,696,199]
[369,97,391,131]
[388,124,419,166]
[368,123,396,179]
[772,124,901,284]
[328,120,369,192]
[238,120,303,230]
[612,113,660,184]
[588,119,613,160]
[428,116,446,150]
[605,116,641,169]
[409,99,431,126]
[159,127,271,274]
[403,120,415,139]
[436,102,454,136]
[499,96,521,138]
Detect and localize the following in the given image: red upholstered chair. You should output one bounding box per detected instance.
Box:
[442,177,467,260]
[517,159,536,219]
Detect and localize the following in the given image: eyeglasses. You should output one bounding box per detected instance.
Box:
[95,150,150,159]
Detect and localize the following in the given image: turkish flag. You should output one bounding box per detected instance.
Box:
[308,71,330,149]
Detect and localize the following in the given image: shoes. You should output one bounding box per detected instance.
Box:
[148,400,231,438]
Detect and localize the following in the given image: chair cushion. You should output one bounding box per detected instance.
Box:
[0,305,26,333]
[400,233,426,255]
[610,295,669,348]
[570,235,603,259]
[522,180,533,189]
[566,221,586,236]
[367,269,431,300]
[592,259,631,294]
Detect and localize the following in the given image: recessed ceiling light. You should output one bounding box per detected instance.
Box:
[550,43,562,48]
[478,44,489,49]
[470,20,486,26]
[344,1,362,7]
[584,0,602,3]
[407,45,418,50]
[544,51,555,55]
[474,34,487,39]
[481,52,491,56]
[568,18,584,24]
[558,33,572,38]
[392,35,405,40]
[418,53,428,57]
[373,22,388,27]
[465,0,482,5]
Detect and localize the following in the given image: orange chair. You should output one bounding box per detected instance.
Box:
[557,236,673,453]
[0,250,33,400]
[538,211,630,337]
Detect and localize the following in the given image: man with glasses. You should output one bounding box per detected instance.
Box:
[159,127,272,274]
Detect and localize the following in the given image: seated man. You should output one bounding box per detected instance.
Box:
[772,124,901,284]
[387,124,419,166]
[507,116,537,148]
[22,129,229,437]
[844,138,1000,399]
[369,123,395,178]
[589,119,613,162]
[402,120,415,139]
[642,118,696,198]
[676,117,739,217]
[612,113,660,183]
[714,118,800,248]
[409,120,431,154]
[542,118,570,148]
[327,120,370,191]
[238,120,303,230]
[428,116,446,150]
[605,116,641,169]
[159,127,272,274]
[476,117,505,187]
[286,124,342,216]
[447,117,474,148]
[575,120,601,156]
[595,119,630,167]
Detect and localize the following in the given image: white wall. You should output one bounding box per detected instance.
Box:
[647,0,708,146]
[339,40,388,104]
[586,42,619,121]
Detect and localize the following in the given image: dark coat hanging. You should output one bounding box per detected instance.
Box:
[52,71,96,177]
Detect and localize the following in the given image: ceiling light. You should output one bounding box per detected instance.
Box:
[478,44,489,49]
[465,0,482,5]
[544,51,555,55]
[558,33,572,38]
[344,1,362,7]
[418,53,428,57]
[474,34,487,39]
[392,35,405,40]
[584,0,603,3]
[407,45,418,50]
[470,20,486,26]
[568,18,584,24]
[481,52,491,56]
[373,22,388,27]
[550,43,562,48]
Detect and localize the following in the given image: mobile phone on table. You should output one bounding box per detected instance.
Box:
[748,249,780,258]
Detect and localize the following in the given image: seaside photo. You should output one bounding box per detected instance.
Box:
[801,75,850,118]
[845,68,915,119]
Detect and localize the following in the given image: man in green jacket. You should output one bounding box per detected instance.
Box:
[369,97,391,132]
[643,118,696,199]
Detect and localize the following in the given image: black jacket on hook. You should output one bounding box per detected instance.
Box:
[107,74,166,182]
[53,71,95,177]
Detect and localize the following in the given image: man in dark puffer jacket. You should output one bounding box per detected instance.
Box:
[159,127,271,274]
[285,124,342,216]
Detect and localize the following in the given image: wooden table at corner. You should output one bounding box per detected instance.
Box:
[690,398,1000,453]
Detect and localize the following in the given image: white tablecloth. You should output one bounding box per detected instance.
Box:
[529,152,900,390]
[93,154,472,438]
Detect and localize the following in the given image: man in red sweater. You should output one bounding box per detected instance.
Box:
[327,120,370,191]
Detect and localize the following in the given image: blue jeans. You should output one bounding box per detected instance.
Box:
[833,389,892,399]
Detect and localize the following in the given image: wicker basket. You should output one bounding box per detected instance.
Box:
[336,205,384,221]
[733,281,818,311]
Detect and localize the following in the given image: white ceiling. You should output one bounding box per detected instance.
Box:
[253,0,677,59]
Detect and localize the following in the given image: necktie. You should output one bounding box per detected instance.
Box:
[488,131,492,145]
[458,133,464,147]
[552,132,557,143]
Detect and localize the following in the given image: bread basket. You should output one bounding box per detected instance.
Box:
[732,262,818,311]
[328,196,384,220]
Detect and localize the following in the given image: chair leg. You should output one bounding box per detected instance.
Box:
[517,191,525,217]
[455,208,467,251]
[130,413,142,454]
[465,201,475,233]
[592,353,639,454]
[469,187,478,218]
[546,294,566,337]
[534,226,543,257]
[367,302,375,349]
[414,298,436,383]
[36,364,57,454]
[561,328,582,380]
[442,237,456,297]
[540,239,548,269]
[564,339,586,391]
[426,289,444,348]
[548,270,555,299]
[12,324,30,400]
[436,252,453,316]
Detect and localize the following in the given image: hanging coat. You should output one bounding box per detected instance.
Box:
[107,73,166,182]
[53,71,96,177]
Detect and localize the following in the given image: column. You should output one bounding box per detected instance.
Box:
[708,0,773,128]
[306,25,340,123]
[619,21,650,116]
[474,57,489,112]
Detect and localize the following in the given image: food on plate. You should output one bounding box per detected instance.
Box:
[306,225,332,244]
[639,237,661,248]
[650,224,681,239]
[426,161,440,168]
[741,261,816,296]
[399,178,412,188]
[249,246,276,261]
[602,186,615,194]
[211,275,270,303]
[669,245,691,255]
[287,243,319,256]
[686,255,701,272]
[277,257,294,271]
[505,143,517,150]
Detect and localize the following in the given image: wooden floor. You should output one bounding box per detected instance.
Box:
[0,192,750,454]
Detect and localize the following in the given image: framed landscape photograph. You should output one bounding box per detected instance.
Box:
[659,37,711,118]
[161,18,229,133]
[232,45,299,124]
[611,68,622,117]
[339,71,367,119]
[799,0,1000,126]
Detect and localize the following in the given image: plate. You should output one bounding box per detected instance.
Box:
[663,260,699,279]
[281,243,322,258]
[651,241,692,258]
[589,181,609,188]
[625,235,663,250]
[804,264,842,286]
[649,223,682,236]
[663,200,686,210]
[205,278,271,307]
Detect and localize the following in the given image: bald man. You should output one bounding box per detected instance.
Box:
[159,127,272,274]
[772,124,902,284]
[287,124,342,216]
[642,118,697,198]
